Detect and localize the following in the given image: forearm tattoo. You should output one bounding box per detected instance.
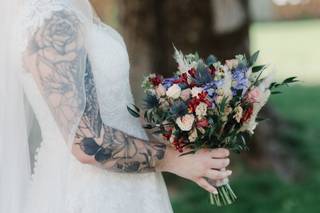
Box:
[24,10,166,173]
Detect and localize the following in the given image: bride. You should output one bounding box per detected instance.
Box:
[0,0,232,212]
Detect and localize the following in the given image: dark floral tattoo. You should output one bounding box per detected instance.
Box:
[24,10,166,173]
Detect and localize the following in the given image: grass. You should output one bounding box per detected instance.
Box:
[168,19,320,213]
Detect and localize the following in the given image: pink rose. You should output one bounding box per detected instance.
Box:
[155,84,166,97]
[176,114,195,131]
[180,88,191,101]
[246,88,261,103]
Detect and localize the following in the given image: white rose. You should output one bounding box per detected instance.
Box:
[191,87,203,97]
[176,114,195,131]
[188,128,198,142]
[166,84,181,99]
[195,102,208,119]
[155,84,166,97]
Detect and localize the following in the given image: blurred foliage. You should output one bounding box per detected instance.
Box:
[167,85,320,213]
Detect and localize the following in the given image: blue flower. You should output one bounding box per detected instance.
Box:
[163,77,177,89]
[232,66,249,96]
[170,101,188,118]
[204,79,223,98]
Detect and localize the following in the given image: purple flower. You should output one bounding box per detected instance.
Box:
[204,79,223,98]
[163,77,178,89]
[232,66,249,96]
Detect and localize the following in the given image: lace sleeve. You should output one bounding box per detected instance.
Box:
[23,10,166,173]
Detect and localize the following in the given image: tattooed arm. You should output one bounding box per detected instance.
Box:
[23,10,166,173]
[72,58,167,172]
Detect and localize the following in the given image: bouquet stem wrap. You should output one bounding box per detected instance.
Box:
[208,170,236,206]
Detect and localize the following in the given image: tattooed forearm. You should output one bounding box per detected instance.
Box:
[75,59,166,173]
[24,10,166,173]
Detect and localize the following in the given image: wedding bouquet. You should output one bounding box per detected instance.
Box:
[128,48,297,206]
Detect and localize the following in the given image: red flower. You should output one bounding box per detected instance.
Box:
[198,91,212,108]
[197,119,209,128]
[209,65,216,76]
[162,128,173,140]
[188,91,212,112]
[241,105,254,123]
[188,97,201,113]
[149,75,162,86]
[173,73,188,84]
[172,138,184,153]
[188,68,197,78]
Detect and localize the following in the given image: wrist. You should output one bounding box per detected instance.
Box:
[155,145,176,173]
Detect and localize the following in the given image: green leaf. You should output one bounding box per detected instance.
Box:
[282,76,298,84]
[250,50,260,65]
[127,105,140,118]
[252,65,265,73]
[271,91,282,95]
[143,124,154,129]
[256,117,268,122]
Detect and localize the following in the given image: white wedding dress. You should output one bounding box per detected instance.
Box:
[18,1,173,213]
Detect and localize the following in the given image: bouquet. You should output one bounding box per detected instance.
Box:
[128,48,297,206]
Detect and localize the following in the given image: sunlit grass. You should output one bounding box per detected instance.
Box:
[250,19,320,85]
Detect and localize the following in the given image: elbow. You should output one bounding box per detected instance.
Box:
[74,154,93,165]
[71,144,95,165]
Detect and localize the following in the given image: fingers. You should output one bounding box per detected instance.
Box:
[196,178,218,194]
[210,148,229,158]
[205,169,232,180]
[208,158,230,169]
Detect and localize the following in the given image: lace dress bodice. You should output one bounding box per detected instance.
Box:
[20,2,173,213]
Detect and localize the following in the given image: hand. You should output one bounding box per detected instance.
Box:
[156,147,231,194]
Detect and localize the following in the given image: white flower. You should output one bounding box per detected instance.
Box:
[176,114,195,131]
[188,128,198,142]
[233,106,243,123]
[155,84,166,97]
[191,87,203,97]
[166,84,181,99]
[195,102,208,118]
[225,59,239,70]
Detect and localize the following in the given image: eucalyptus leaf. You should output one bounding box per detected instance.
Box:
[252,65,265,73]
[250,50,260,65]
